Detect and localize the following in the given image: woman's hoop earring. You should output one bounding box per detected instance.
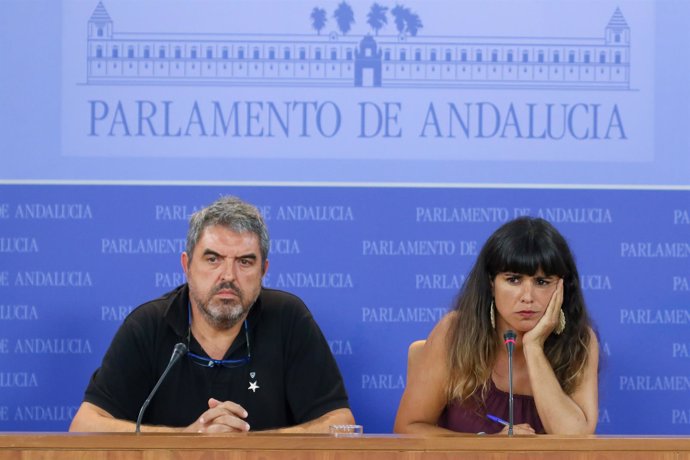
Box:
[555,309,566,335]
[490,301,496,329]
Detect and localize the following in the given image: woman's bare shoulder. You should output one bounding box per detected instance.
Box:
[426,311,457,350]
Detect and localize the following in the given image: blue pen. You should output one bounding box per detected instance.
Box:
[487,414,509,426]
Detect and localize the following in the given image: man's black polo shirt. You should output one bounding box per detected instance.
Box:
[83,284,349,430]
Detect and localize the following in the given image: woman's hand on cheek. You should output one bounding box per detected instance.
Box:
[523,279,563,349]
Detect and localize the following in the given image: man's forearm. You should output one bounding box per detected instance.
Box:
[69,402,182,433]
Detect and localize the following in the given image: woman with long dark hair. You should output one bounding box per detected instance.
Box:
[394,217,599,434]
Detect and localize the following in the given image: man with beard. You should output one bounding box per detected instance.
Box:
[70,196,354,433]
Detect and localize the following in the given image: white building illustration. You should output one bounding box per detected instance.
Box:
[86,2,630,89]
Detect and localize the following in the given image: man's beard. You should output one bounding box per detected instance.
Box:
[192,281,251,330]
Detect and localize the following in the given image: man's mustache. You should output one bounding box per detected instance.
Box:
[212,281,242,298]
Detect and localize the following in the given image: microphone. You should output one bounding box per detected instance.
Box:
[503,330,516,437]
[135,342,187,433]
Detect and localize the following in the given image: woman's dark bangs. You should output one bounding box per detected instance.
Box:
[492,235,566,276]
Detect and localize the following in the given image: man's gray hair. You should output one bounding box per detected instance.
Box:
[185,196,269,264]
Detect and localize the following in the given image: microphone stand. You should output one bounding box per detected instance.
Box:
[503,330,516,437]
[508,345,514,436]
[136,343,187,433]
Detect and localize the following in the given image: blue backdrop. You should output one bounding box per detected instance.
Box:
[0,0,688,434]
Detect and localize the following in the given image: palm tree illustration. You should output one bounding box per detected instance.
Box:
[310,7,327,35]
[391,5,423,37]
[367,3,388,35]
[333,1,355,35]
[405,12,423,36]
[391,5,407,36]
